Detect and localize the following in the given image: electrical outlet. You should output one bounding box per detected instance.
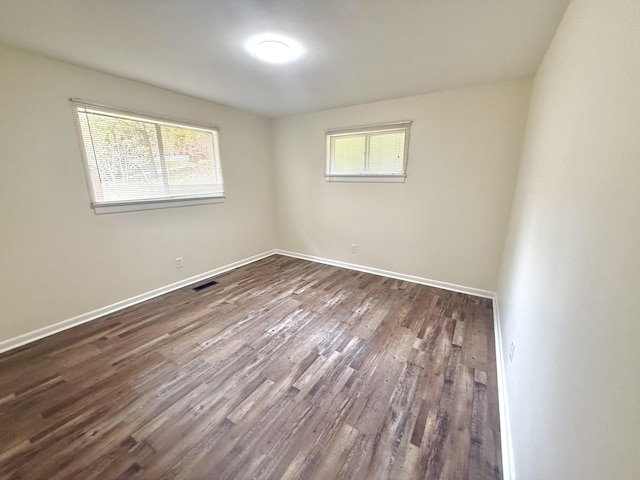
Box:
[509,340,516,362]
[351,244,358,253]
[175,257,183,269]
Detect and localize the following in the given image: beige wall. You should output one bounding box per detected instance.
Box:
[0,45,276,342]
[274,80,532,291]
[497,1,640,478]
[0,46,531,345]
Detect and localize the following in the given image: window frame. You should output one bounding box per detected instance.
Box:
[71,99,225,214]
[325,121,411,183]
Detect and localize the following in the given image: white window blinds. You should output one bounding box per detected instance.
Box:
[326,121,411,182]
[73,101,224,212]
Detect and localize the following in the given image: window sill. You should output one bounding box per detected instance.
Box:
[324,174,406,183]
[92,195,226,214]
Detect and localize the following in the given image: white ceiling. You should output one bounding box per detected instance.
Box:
[0,0,571,117]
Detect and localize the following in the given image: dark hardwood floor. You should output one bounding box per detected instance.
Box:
[0,255,502,479]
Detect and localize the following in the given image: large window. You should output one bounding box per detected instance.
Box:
[325,121,411,182]
[72,101,224,213]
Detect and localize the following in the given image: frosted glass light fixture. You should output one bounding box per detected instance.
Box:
[246,35,303,64]
[255,40,291,63]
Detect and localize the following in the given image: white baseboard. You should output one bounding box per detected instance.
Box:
[0,249,277,354]
[275,249,495,299]
[492,294,516,480]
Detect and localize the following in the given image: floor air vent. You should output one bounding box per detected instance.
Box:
[193,280,219,292]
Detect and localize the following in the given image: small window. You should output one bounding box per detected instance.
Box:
[72,100,224,214]
[325,121,411,182]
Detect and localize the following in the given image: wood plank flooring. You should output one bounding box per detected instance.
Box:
[0,255,502,479]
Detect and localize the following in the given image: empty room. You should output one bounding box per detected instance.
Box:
[0,1,638,479]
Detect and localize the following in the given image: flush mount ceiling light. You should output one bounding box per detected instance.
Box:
[255,40,291,63]
[246,34,303,64]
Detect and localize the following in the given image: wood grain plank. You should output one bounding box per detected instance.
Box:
[0,255,502,480]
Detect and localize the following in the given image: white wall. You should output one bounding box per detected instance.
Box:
[497,1,640,478]
[274,80,532,291]
[0,45,276,343]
